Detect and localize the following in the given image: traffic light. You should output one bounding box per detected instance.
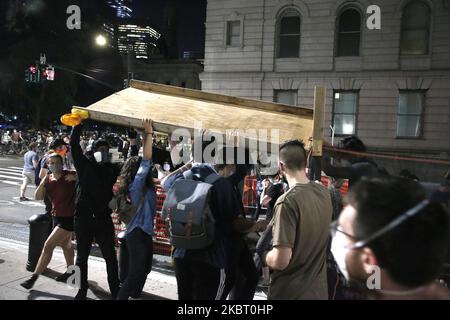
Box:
[25,69,30,82]
[29,65,38,83]
[24,63,55,84]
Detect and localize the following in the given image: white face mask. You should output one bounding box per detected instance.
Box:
[163,163,170,171]
[331,232,351,281]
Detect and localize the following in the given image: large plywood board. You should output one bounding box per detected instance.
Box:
[76,80,314,147]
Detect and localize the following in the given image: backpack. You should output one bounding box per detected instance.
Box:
[162,170,221,250]
[108,177,145,225]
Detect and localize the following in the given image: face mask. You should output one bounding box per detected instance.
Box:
[163,163,170,171]
[48,163,63,174]
[94,150,111,163]
[331,233,351,281]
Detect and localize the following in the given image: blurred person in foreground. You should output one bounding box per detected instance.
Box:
[330,176,450,300]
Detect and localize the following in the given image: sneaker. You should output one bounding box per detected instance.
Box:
[20,275,38,290]
[19,197,30,201]
[55,272,71,283]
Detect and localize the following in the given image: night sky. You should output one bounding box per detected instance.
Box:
[132,0,207,58]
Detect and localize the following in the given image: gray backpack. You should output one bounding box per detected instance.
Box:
[162,171,221,250]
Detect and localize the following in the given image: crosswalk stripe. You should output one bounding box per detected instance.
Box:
[8,167,24,170]
[0,180,36,188]
[1,167,23,172]
[0,170,23,177]
[0,174,24,181]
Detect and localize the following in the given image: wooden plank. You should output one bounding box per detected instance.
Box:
[73,81,315,149]
[312,86,325,156]
[130,80,314,118]
[312,86,325,181]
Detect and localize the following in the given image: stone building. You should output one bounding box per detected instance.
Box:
[199,0,450,180]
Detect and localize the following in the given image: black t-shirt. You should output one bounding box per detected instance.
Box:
[266,183,284,220]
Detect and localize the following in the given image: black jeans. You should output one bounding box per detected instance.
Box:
[174,258,227,300]
[229,240,259,300]
[117,228,153,300]
[75,216,120,299]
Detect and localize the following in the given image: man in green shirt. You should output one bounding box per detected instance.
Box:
[263,140,332,299]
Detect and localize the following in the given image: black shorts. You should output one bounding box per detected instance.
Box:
[53,216,74,232]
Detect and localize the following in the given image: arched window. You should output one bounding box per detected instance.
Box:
[400,1,431,55]
[336,8,362,57]
[277,9,301,58]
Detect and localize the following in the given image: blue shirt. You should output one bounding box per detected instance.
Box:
[126,159,157,236]
[23,150,38,173]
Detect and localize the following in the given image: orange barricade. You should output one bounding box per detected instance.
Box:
[111,176,350,256]
[242,175,258,214]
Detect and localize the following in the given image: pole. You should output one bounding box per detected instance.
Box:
[312,86,326,181]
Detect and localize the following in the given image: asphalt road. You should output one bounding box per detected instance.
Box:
[0,155,44,226]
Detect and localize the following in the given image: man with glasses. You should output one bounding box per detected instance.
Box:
[261,140,333,299]
[330,177,450,299]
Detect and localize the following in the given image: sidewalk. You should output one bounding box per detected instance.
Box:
[0,237,268,300]
[0,237,178,300]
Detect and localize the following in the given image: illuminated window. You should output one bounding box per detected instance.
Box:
[332,91,358,135]
[397,91,425,138]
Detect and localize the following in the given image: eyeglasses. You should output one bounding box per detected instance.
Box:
[330,220,357,240]
[330,199,429,250]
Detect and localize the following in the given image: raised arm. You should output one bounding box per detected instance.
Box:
[142,118,153,160]
[70,125,90,174]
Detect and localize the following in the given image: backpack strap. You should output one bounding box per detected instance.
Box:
[182,170,194,180]
[205,172,221,185]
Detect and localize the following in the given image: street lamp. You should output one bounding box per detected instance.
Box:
[95,34,107,47]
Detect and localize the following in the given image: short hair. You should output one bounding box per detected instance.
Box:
[93,139,109,151]
[279,140,307,171]
[28,142,37,150]
[348,177,449,287]
[48,153,63,164]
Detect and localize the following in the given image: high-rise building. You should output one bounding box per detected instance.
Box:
[106,0,133,19]
[117,22,161,60]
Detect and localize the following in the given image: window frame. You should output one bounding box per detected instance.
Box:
[396,90,426,139]
[276,9,302,59]
[331,90,359,137]
[226,20,241,47]
[335,7,363,57]
[273,89,298,106]
[399,0,432,56]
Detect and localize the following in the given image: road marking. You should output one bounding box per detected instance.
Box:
[0,169,24,175]
[11,197,44,207]
[0,200,14,206]
[8,167,24,170]
[0,174,24,181]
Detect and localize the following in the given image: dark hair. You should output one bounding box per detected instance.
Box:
[348,177,449,287]
[279,140,307,171]
[93,139,109,151]
[339,136,367,152]
[119,156,155,195]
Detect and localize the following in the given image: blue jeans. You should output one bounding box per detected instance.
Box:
[117,227,153,300]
